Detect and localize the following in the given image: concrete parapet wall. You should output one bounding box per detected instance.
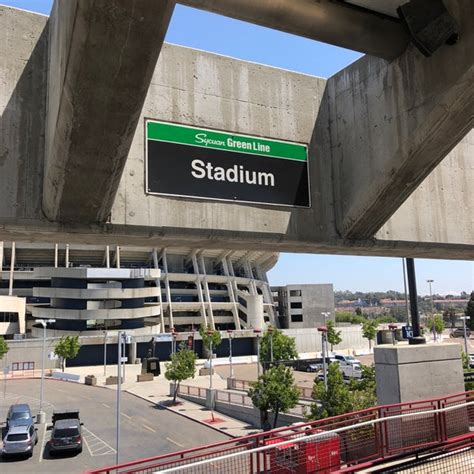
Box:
[374,343,465,405]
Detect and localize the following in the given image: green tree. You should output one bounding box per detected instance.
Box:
[427,314,445,338]
[466,292,474,330]
[0,336,9,361]
[248,364,300,429]
[309,363,353,419]
[326,320,342,352]
[54,335,81,371]
[361,320,378,350]
[260,327,298,370]
[165,343,197,404]
[348,365,377,410]
[199,324,222,353]
[355,307,362,316]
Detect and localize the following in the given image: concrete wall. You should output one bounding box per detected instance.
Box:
[283,326,367,354]
[0,5,472,259]
[2,338,61,370]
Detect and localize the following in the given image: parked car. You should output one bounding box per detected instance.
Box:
[306,363,323,372]
[334,354,361,366]
[340,364,363,380]
[450,328,471,338]
[6,404,34,431]
[469,354,474,369]
[2,423,38,458]
[49,414,83,455]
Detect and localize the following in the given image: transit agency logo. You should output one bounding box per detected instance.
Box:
[195,132,271,154]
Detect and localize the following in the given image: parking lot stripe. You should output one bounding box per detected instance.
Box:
[143,424,156,433]
[166,437,183,447]
[102,403,111,408]
[121,412,132,420]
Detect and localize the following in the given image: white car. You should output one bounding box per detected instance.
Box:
[334,354,361,366]
[469,354,474,369]
[340,364,363,379]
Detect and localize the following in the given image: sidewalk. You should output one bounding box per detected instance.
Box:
[65,362,260,438]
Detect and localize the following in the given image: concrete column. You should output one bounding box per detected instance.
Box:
[0,241,3,272]
[43,0,176,222]
[162,249,174,330]
[329,0,474,239]
[8,241,15,296]
[246,295,264,329]
[152,248,165,332]
[192,254,208,328]
[129,341,137,364]
[374,343,465,405]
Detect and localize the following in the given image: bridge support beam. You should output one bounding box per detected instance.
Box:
[329,0,473,239]
[43,0,176,223]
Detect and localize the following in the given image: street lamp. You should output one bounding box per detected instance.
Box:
[35,318,56,424]
[427,280,435,341]
[321,312,331,354]
[317,326,328,391]
[227,329,234,379]
[207,330,214,391]
[254,329,262,378]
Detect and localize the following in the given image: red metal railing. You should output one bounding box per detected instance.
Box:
[86,390,474,474]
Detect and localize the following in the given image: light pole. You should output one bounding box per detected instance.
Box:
[321,312,331,354]
[227,329,234,379]
[461,316,470,356]
[103,328,108,376]
[207,330,214,391]
[116,331,123,465]
[171,327,177,357]
[318,326,328,391]
[35,318,55,424]
[427,279,435,340]
[254,329,262,378]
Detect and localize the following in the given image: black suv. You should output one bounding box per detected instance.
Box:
[49,419,82,454]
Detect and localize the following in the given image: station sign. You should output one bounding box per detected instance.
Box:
[145,120,310,207]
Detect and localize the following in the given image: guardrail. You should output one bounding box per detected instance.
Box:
[229,377,313,400]
[86,390,474,474]
[177,384,207,399]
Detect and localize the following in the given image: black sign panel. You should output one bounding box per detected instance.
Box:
[145,120,310,207]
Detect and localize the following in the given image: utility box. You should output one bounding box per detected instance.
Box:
[264,431,340,473]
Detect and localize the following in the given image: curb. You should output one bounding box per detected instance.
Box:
[125,389,240,439]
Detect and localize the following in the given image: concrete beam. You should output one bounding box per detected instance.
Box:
[179,0,409,60]
[43,0,176,223]
[331,0,474,239]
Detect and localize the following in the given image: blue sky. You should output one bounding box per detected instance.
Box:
[3,0,473,295]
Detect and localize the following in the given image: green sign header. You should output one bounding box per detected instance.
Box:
[146,120,307,162]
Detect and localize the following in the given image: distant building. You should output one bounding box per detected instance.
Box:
[272,284,335,328]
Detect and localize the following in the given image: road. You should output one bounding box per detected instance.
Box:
[0,379,228,473]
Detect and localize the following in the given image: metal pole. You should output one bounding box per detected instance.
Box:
[427,280,435,340]
[229,334,233,379]
[406,258,425,344]
[103,329,107,376]
[3,351,8,399]
[39,322,46,415]
[402,258,410,325]
[122,335,126,382]
[322,332,327,391]
[463,317,469,356]
[116,331,122,465]
[209,339,213,391]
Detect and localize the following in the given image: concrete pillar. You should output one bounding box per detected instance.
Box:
[129,341,137,364]
[374,343,465,406]
[43,0,176,222]
[246,295,264,329]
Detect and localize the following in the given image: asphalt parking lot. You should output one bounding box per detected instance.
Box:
[0,379,229,473]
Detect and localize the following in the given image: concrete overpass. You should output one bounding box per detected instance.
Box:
[0,0,472,259]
